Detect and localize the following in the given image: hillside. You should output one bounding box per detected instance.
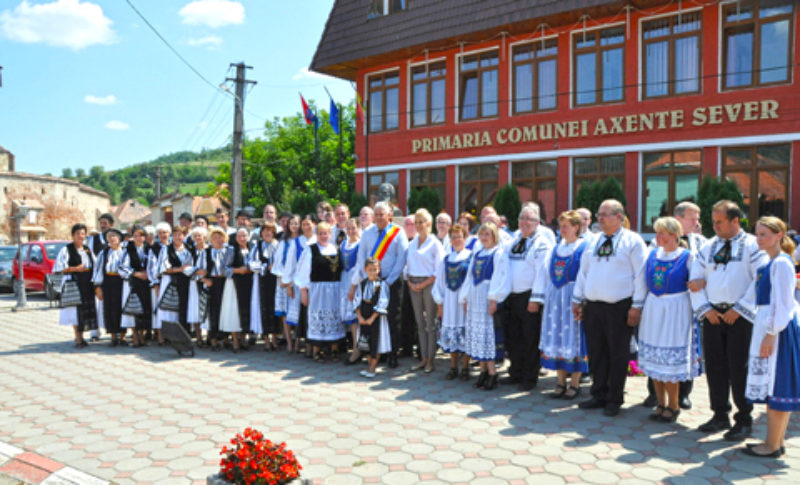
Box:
[60,146,231,205]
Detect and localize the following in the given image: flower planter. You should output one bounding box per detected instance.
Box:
[207,474,311,485]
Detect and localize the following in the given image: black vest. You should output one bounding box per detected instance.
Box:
[232,245,249,268]
[358,280,381,320]
[67,243,93,268]
[310,244,341,282]
[126,243,148,271]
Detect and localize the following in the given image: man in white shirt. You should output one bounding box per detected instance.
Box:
[502,204,553,391]
[689,200,767,441]
[572,199,647,417]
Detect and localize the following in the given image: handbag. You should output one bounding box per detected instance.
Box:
[158,283,181,312]
[122,291,144,316]
[59,279,82,307]
[357,331,371,352]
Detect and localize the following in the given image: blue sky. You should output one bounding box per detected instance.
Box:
[0,0,352,175]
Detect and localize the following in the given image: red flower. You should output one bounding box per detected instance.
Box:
[217,427,302,484]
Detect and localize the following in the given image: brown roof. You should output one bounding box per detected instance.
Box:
[114,199,152,224]
[311,0,630,80]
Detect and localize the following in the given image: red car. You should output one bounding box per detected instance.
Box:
[12,240,69,294]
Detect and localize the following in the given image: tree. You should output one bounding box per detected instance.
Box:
[349,192,368,218]
[121,178,138,201]
[697,176,745,237]
[493,184,522,230]
[575,178,627,222]
[61,168,73,179]
[75,168,86,178]
[407,187,442,217]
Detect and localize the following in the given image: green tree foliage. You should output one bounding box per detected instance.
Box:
[289,190,320,216]
[349,192,368,218]
[233,101,356,215]
[494,184,523,230]
[61,168,73,178]
[697,176,745,237]
[407,187,442,217]
[575,178,627,222]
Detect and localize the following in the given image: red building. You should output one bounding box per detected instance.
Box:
[312,0,800,231]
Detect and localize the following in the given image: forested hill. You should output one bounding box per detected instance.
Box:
[59,146,231,205]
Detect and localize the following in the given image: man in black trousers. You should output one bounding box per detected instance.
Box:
[688,200,766,441]
[572,199,647,417]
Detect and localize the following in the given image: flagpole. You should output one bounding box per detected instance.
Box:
[337,103,343,195]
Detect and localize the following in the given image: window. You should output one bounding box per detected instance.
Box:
[723,144,790,223]
[459,51,499,120]
[512,160,558,225]
[411,61,446,127]
[29,244,43,264]
[410,168,446,207]
[642,151,702,231]
[512,39,558,113]
[723,0,793,89]
[368,172,400,206]
[574,26,625,105]
[368,0,406,18]
[368,71,399,132]
[572,155,625,205]
[643,12,701,98]
[459,164,498,215]
[45,243,66,260]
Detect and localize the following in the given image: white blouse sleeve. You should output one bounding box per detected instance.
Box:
[294,246,312,289]
[458,256,475,304]
[375,281,390,314]
[431,255,447,305]
[282,242,297,285]
[632,248,652,309]
[247,245,262,274]
[92,251,105,286]
[488,248,511,303]
[571,243,592,305]
[765,257,798,335]
[53,247,70,273]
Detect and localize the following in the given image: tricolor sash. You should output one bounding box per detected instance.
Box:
[370,224,401,261]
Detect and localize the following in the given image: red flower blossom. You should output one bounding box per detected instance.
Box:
[218,427,302,484]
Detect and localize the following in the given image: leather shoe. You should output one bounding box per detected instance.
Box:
[724,423,752,442]
[499,376,520,385]
[518,381,536,392]
[741,445,783,458]
[603,404,621,417]
[641,394,658,407]
[388,355,399,369]
[679,396,692,410]
[698,417,731,433]
[578,397,606,409]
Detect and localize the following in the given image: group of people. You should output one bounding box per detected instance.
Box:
[55,197,800,458]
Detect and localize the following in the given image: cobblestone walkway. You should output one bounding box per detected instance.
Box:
[0,306,798,484]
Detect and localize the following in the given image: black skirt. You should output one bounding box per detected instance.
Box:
[207,277,225,339]
[233,273,252,334]
[259,272,281,334]
[74,271,98,333]
[102,274,123,334]
[172,273,191,325]
[129,277,152,331]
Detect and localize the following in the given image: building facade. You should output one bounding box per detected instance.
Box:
[312,0,800,231]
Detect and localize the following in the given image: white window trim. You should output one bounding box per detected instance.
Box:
[507,33,560,117]
[363,67,401,135]
[455,46,500,124]
[407,56,448,130]
[570,21,627,109]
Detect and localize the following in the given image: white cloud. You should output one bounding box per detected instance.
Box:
[84,94,116,105]
[292,67,333,81]
[105,120,129,131]
[179,0,244,28]
[0,0,116,50]
[187,34,222,48]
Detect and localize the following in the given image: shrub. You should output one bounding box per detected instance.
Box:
[697,176,746,237]
[407,187,442,217]
[493,184,522,230]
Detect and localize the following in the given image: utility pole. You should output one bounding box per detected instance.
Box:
[226,62,256,215]
[155,166,161,199]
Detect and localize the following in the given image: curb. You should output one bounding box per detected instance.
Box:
[0,442,111,485]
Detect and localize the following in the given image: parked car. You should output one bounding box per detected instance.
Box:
[12,240,69,293]
[0,245,16,291]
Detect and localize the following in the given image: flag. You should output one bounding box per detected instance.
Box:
[355,91,366,125]
[299,93,318,130]
[325,88,340,135]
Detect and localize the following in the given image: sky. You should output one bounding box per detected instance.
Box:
[0,0,353,175]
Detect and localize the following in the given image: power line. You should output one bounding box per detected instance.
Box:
[183,90,225,150]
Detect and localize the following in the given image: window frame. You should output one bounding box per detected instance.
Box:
[367,70,400,133]
[367,171,400,205]
[641,11,703,99]
[511,160,559,225]
[571,155,626,206]
[722,144,791,223]
[458,49,500,121]
[721,0,794,90]
[458,164,499,216]
[368,0,407,18]
[410,60,447,128]
[410,168,447,207]
[640,150,703,232]
[511,38,559,114]
[572,25,626,107]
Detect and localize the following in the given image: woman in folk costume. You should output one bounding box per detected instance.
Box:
[406,208,446,374]
[743,217,800,458]
[459,222,511,391]
[283,214,317,356]
[156,225,194,333]
[120,226,153,347]
[200,226,234,352]
[538,211,590,400]
[249,223,282,351]
[341,217,362,364]
[273,215,301,352]
[148,222,172,345]
[432,223,473,381]
[187,227,209,346]
[297,222,345,361]
[54,223,98,348]
[634,217,701,423]
[92,228,126,347]
[230,227,254,350]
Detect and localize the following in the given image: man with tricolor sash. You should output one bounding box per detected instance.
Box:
[349,201,408,368]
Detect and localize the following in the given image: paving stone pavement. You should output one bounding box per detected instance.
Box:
[1,307,799,485]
